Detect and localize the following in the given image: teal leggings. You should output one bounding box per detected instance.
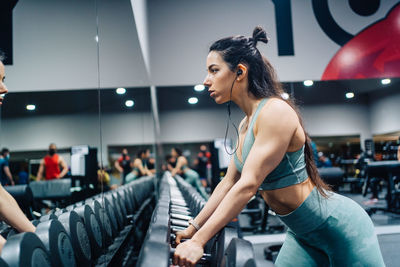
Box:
[275,188,385,267]
[184,169,209,200]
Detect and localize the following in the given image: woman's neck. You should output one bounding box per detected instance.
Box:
[233,90,262,118]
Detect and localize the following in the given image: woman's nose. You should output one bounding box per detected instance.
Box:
[203,75,211,87]
[0,83,8,95]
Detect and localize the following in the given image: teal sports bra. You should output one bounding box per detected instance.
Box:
[234,98,308,190]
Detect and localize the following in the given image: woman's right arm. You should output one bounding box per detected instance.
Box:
[0,185,35,233]
[176,157,240,243]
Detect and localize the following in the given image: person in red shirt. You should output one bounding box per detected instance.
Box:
[36,143,68,181]
[114,148,132,185]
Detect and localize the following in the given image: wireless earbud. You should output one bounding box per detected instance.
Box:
[237,69,243,76]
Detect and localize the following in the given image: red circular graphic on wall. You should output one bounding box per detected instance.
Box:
[322,3,400,80]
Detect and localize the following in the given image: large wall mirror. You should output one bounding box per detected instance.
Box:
[1,0,101,187]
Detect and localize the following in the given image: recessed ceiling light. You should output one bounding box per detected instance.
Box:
[116,88,126,94]
[345,92,354,99]
[281,93,289,100]
[303,80,313,86]
[381,78,391,85]
[125,100,134,107]
[194,85,205,92]
[188,97,198,104]
[26,104,36,111]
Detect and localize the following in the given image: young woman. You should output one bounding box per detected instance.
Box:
[125,149,153,183]
[173,27,384,266]
[169,147,208,200]
[0,52,36,252]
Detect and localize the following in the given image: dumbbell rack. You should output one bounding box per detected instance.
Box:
[137,172,259,267]
[0,176,156,267]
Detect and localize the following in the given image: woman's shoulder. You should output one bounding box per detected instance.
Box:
[262,97,297,118]
[255,98,299,132]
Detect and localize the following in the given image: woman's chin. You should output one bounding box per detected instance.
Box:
[214,97,228,105]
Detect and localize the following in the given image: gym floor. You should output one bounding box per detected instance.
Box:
[240,187,400,267]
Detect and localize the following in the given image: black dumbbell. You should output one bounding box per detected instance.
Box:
[73,204,103,259]
[110,192,127,227]
[170,248,212,265]
[264,243,282,262]
[93,196,118,237]
[103,194,123,231]
[1,232,51,267]
[85,199,113,245]
[58,210,92,266]
[221,238,255,267]
[35,219,76,267]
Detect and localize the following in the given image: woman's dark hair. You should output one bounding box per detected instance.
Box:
[136,149,146,159]
[209,26,331,197]
[172,147,182,157]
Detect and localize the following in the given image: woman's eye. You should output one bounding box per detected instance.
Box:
[211,69,218,73]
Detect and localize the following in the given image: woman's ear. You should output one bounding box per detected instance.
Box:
[236,64,248,80]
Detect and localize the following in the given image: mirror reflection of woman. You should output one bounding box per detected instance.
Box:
[0,52,36,252]
[125,149,153,183]
[169,148,208,199]
[172,27,384,267]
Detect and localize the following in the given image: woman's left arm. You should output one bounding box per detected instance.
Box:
[173,100,298,266]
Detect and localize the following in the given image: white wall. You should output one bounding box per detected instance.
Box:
[159,108,244,143]
[300,104,372,142]
[6,0,149,92]
[369,92,400,135]
[0,112,155,165]
[147,0,398,86]
[158,103,372,144]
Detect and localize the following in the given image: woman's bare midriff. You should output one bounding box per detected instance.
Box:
[259,177,315,216]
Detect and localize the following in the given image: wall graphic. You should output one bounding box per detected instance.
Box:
[321,2,400,80]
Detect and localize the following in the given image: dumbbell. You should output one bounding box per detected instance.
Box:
[93,196,118,237]
[73,204,103,259]
[111,192,127,227]
[142,226,239,267]
[85,199,113,244]
[221,238,256,267]
[104,194,124,231]
[1,218,76,267]
[170,248,212,265]
[1,232,51,267]
[170,235,256,267]
[34,219,76,267]
[57,211,92,266]
[264,243,282,262]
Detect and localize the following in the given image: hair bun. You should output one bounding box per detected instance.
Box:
[252,26,269,46]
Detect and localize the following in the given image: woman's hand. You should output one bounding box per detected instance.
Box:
[173,239,204,267]
[175,225,197,245]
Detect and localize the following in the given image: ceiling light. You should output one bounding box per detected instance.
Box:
[194,85,205,92]
[116,87,126,94]
[303,80,313,86]
[281,93,289,100]
[188,97,198,104]
[381,78,391,85]
[125,100,134,107]
[345,92,354,99]
[26,104,36,111]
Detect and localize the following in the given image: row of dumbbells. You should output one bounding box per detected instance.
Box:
[0,176,155,267]
[138,172,259,267]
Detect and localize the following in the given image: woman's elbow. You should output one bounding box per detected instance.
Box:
[237,181,259,198]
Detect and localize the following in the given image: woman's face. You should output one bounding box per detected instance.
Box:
[203,51,236,104]
[0,61,8,105]
[171,149,177,157]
